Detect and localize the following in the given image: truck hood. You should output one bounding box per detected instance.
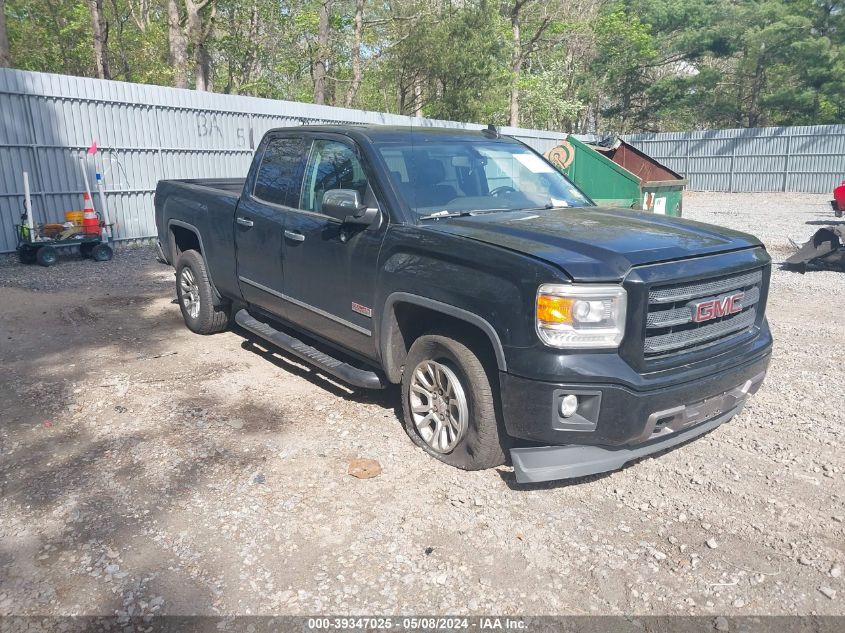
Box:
[421,207,763,281]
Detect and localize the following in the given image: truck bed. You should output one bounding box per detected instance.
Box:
[155,178,245,296]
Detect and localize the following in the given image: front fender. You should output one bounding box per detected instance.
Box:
[375,227,567,381]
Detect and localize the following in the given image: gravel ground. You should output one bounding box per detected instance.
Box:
[0,193,843,618]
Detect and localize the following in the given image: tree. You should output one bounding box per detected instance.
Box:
[3,0,845,130]
[312,0,331,104]
[88,0,110,79]
[168,0,189,87]
[386,2,507,120]
[0,0,10,67]
[344,0,364,106]
[184,0,216,90]
[591,2,657,132]
[506,0,553,126]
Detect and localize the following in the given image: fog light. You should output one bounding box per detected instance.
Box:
[560,394,579,418]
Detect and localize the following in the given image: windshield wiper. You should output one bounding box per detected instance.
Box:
[418,207,550,221]
[519,203,575,211]
[418,210,479,221]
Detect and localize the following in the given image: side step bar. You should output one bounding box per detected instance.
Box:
[234,309,385,389]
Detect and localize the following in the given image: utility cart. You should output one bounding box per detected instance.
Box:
[16,225,113,267]
[15,169,114,267]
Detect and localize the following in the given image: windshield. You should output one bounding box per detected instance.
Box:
[377,139,592,218]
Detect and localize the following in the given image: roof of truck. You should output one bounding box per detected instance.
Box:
[266,124,520,144]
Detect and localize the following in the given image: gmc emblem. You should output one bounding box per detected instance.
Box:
[690,292,744,323]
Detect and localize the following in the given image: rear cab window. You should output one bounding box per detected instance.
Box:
[253,136,305,208]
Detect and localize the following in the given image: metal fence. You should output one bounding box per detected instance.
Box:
[625,125,845,193]
[0,68,567,253]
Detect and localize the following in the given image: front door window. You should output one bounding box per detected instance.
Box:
[300,140,369,214]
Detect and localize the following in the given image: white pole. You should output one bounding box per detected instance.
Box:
[95,172,111,244]
[79,155,94,202]
[23,171,35,237]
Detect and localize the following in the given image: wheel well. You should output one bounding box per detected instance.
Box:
[168,224,225,305]
[384,302,501,384]
[170,225,201,258]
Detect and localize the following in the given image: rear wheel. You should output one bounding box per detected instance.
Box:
[175,249,230,334]
[400,333,507,470]
[36,246,58,267]
[18,247,37,265]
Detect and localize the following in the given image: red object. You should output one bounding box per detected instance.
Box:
[691,292,744,323]
[82,192,100,236]
[834,180,845,217]
[87,140,98,155]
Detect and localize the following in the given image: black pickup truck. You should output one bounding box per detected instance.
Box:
[154,125,772,483]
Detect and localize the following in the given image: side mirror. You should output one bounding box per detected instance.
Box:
[321,189,379,226]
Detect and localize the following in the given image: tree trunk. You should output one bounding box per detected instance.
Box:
[167,0,188,88]
[89,0,110,79]
[185,0,214,91]
[509,5,522,127]
[344,0,365,107]
[195,46,211,91]
[748,51,766,128]
[0,0,10,68]
[237,0,260,92]
[313,0,331,104]
[108,0,133,79]
[412,77,422,117]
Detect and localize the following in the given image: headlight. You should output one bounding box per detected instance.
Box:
[536,284,627,349]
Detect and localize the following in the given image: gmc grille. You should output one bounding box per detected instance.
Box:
[644,269,763,357]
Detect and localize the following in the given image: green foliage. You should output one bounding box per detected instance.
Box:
[2,0,844,130]
[517,60,583,130]
[6,0,92,76]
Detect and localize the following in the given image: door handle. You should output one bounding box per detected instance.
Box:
[236,216,254,227]
[284,230,305,242]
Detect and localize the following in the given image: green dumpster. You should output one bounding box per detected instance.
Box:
[545,135,686,217]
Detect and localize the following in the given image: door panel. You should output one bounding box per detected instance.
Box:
[235,196,287,314]
[282,137,385,358]
[235,135,304,316]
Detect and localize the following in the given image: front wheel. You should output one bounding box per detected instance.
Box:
[91,243,113,262]
[400,334,507,470]
[175,249,230,335]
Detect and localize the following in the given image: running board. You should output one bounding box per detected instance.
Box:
[235,309,385,389]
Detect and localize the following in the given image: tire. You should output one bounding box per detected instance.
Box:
[401,333,507,470]
[175,249,230,335]
[36,246,58,267]
[91,243,113,262]
[18,247,37,265]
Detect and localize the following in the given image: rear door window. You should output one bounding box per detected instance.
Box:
[253,136,305,208]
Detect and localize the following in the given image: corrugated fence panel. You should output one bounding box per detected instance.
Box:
[626,125,845,193]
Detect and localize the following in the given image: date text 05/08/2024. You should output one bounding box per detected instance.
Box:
[306,617,527,630]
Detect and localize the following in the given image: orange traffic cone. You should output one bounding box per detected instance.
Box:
[82,192,100,236]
